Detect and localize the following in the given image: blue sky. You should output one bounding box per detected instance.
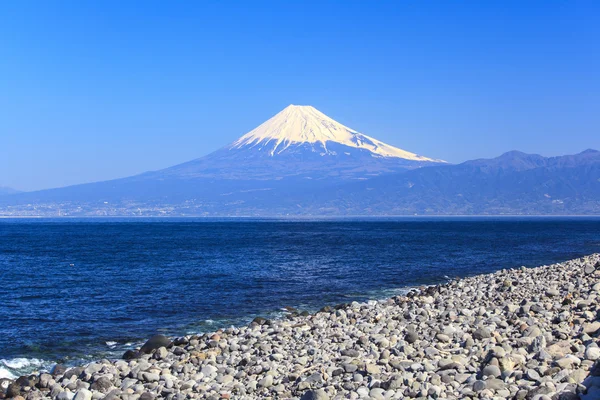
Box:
[1,1,599,191]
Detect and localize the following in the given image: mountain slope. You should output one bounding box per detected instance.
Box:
[0,186,20,196]
[2,149,599,216]
[313,150,600,215]
[153,105,443,181]
[0,105,443,215]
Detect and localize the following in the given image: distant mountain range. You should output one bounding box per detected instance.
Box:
[0,186,20,196]
[0,105,598,216]
[313,149,600,215]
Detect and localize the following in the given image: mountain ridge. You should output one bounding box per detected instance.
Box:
[312,149,600,215]
[0,186,21,196]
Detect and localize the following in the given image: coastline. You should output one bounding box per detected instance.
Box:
[2,254,600,400]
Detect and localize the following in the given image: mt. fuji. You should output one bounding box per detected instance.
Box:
[4,105,595,217]
[231,105,439,161]
[159,105,443,181]
[0,105,443,215]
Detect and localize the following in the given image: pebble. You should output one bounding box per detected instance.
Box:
[5,254,600,400]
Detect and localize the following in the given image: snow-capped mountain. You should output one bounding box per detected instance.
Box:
[0,105,447,215]
[160,105,443,181]
[231,105,440,161]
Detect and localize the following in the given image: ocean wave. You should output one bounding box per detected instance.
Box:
[0,358,48,380]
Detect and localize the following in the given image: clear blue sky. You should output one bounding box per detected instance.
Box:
[1,1,599,191]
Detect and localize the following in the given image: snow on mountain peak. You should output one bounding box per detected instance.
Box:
[230,105,442,161]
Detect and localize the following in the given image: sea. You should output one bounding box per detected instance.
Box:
[1,217,599,379]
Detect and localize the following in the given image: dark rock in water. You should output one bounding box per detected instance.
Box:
[300,311,310,317]
[63,366,85,380]
[6,383,21,398]
[122,350,140,360]
[319,306,333,313]
[51,364,67,376]
[140,335,171,354]
[334,303,349,310]
[405,331,419,344]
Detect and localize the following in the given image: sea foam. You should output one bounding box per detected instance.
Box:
[0,358,46,379]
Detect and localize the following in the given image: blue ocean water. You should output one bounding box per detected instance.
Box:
[1,217,599,377]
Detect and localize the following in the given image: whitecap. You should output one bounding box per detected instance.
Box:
[0,358,46,379]
[105,341,118,347]
[0,367,15,380]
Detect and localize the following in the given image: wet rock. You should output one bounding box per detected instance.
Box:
[63,367,84,380]
[122,350,139,360]
[139,335,171,354]
[6,383,21,398]
[51,365,67,377]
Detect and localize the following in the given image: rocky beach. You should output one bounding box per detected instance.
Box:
[2,254,600,400]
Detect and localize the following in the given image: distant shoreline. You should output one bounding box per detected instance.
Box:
[2,214,600,219]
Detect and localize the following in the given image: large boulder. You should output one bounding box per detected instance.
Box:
[89,377,113,393]
[6,383,21,398]
[51,364,67,376]
[122,350,139,360]
[63,367,84,380]
[140,335,171,354]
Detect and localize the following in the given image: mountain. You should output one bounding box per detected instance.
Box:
[3,148,599,216]
[1,104,598,216]
[231,105,437,160]
[312,149,600,215]
[0,105,443,216]
[151,105,443,181]
[0,186,20,196]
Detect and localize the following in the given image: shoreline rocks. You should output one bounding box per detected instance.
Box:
[2,254,600,399]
